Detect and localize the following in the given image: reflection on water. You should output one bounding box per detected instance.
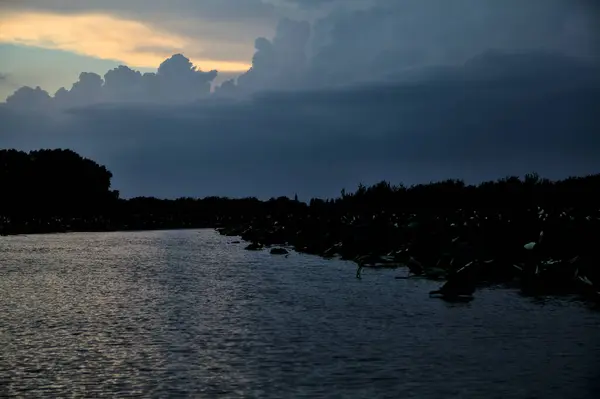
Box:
[1,229,599,398]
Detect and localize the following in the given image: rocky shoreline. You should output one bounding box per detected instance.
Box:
[216,204,600,305]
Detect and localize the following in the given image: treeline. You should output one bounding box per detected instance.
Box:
[1,148,600,235]
[315,174,600,211]
[0,149,118,215]
[122,173,600,220]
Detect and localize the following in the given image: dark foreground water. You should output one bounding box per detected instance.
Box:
[1,229,599,398]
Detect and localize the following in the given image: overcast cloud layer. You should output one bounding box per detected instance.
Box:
[1,0,599,199]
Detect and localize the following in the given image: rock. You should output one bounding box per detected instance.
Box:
[429,272,476,300]
[244,242,263,251]
[576,275,600,302]
[524,242,536,250]
[270,247,289,255]
[424,267,447,280]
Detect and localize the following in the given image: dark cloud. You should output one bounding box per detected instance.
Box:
[304,0,600,88]
[1,52,599,199]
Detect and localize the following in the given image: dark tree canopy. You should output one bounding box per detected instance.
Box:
[0,149,118,217]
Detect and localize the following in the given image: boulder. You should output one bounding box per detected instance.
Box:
[270,247,289,255]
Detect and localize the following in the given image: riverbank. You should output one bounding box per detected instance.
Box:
[2,202,599,304]
[216,202,600,303]
[2,148,599,304]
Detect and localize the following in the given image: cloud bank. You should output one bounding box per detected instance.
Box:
[4,54,218,108]
[1,0,599,199]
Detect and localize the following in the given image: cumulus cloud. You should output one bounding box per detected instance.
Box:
[4,54,218,109]
[215,18,311,96]
[3,86,52,110]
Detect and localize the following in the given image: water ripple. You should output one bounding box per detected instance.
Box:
[1,229,599,398]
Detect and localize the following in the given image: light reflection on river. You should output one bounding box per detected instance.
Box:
[1,229,599,398]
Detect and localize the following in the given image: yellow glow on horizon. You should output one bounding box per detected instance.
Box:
[0,12,252,73]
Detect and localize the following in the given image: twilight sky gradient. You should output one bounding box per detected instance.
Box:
[1,0,599,199]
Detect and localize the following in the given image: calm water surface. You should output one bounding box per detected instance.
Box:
[1,229,599,398]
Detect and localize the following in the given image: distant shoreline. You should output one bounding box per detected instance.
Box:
[1,148,599,305]
[0,225,209,238]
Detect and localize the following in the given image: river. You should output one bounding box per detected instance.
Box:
[1,229,599,398]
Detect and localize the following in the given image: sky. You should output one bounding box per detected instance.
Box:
[1,0,599,199]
